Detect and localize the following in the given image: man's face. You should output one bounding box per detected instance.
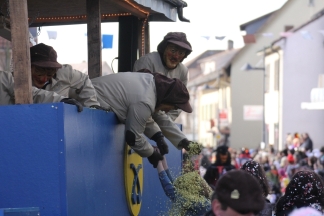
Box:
[163,43,187,69]
[155,104,176,113]
[212,199,255,216]
[31,66,57,88]
[220,153,228,164]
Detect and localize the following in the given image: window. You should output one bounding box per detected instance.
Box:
[265,64,270,93]
[274,60,279,91]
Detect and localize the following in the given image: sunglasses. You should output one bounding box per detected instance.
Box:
[166,45,187,57]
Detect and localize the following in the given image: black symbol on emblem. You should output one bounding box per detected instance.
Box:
[130,163,142,204]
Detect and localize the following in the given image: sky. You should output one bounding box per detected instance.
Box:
[37,0,288,70]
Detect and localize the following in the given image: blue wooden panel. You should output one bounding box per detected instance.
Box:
[0,103,182,216]
[63,105,129,216]
[0,103,67,215]
[140,143,182,216]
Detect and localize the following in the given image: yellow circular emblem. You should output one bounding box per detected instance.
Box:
[124,145,143,216]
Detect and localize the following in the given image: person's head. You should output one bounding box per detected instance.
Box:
[153,73,192,113]
[241,147,250,156]
[275,170,324,215]
[157,32,192,69]
[30,43,62,88]
[281,149,288,157]
[215,145,231,165]
[289,207,323,216]
[240,160,270,197]
[302,133,309,139]
[212,170,265,216]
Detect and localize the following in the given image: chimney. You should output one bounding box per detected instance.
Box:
[227,40,233,50]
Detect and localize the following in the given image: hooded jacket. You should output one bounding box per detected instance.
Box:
[91,72,187,157]
[41,64,99,107]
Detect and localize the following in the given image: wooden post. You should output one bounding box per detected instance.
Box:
[118,16,138,72]
[138,18,150,58]
[144,20,150,55]
[86,0,102,79]
[9,0,33,104]
[137,20,143,58]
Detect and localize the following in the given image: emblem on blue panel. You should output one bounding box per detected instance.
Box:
[124,145,143,216]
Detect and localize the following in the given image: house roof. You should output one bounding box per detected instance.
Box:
[184,50,223,69]
[263,7,324,54]
[240,10,277,31]
[187,48,240,88]
[0,0,187,27]
[198,48,240,72]
[232,0,291,62]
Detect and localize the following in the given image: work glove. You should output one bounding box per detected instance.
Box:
[151,131,169,155]
[147,150,163,168]
[90,105,111,112]
[178,138,191,151]
[60,98,83,112]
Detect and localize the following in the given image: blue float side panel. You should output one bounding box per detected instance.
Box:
[63,105,129,216]
[140,145,182,215]
[0,103,67,215]
[0,103,182,216]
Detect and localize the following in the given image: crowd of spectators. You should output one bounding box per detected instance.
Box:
[185,132,324,215]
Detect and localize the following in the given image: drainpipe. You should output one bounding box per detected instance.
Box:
[164,0,190,22]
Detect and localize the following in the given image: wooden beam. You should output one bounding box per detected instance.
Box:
[137,20,143,58]
[86,0,102,79]
[144,20,150,55]
[118,16,138,72]
[9,0,33,104]
[137,18,149,58]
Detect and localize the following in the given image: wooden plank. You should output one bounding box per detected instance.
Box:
[118,16,138,72]
[137,18,149,58]
[86,0,102,78]
[9,0,33,104]
[137,19,143,58]
[144,20,150,55]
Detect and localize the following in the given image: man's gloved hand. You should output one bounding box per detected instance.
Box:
[151,131,169,155]
[90,105,111,112]
[60,98,83,112]
[147,150,163,168]
[178,138,190,151]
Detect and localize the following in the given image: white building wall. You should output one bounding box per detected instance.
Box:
[231,0,324,150]
[281,15,324,149]
[265,51,282,149]
[198,90,218,148]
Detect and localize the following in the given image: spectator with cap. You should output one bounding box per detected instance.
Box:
[241,160,273,216]
[29,43,106,110]
[205,169,265,216]
[203,145,236,190]
[133,32,193,157]
[275,170,324,216]
[91,72,193,168]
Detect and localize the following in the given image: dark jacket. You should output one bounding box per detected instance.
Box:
[259,199,273,216]
[203,164,236,190]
